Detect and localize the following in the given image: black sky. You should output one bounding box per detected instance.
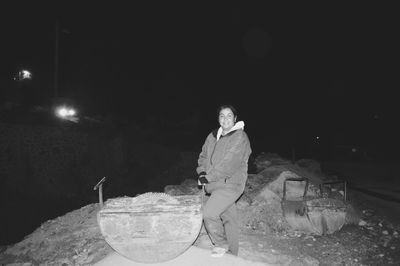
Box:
[1,2,399,155]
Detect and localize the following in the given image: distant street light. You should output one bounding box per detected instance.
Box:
[14,69,32,81]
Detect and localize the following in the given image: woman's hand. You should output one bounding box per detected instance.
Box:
[198,172,209,184]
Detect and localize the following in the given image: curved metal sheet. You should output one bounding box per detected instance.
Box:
[98,193,202,263]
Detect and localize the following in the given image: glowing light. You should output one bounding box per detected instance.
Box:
[14,69,32,81]
[57,107,69,117]
[21,70,32,79]
[68,109,76,116]
[55,106,78,122]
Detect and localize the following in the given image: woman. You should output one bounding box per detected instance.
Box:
[197,104,252,257]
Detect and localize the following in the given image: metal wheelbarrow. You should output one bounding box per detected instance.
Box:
[281,177,347,235]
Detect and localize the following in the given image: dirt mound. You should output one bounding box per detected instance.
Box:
[1,162,400,265]
[0,204,111,266]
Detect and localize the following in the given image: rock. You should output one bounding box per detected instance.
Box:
[382,236,392,247]
[359,220,367,226]
[362,209,374,216]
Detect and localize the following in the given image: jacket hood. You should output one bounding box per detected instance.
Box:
[217,121,245,140]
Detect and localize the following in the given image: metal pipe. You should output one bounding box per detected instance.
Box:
[94,177,107,207]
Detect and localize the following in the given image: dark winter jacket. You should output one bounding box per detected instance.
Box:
[197,121,252,193]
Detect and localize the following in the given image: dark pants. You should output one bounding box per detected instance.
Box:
[202,188,243,255]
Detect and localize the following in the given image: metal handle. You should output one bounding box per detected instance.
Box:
[282,177,309,201]
[93,177,107,207]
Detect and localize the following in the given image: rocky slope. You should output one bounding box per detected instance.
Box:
[1,161,399,265]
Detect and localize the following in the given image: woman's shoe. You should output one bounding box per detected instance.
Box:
[211,247,227,257]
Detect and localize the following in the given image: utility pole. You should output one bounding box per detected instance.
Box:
[54,20,59,98]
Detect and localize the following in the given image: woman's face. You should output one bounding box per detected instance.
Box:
[219,108,236,132]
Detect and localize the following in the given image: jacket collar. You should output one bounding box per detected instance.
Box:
[216,121,245,140]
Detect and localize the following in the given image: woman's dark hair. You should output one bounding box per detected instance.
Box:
[217,104,238,118]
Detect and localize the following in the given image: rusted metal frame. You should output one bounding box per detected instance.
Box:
[319,180,347,202]
[282,177,309,201]
[93,176,107,207]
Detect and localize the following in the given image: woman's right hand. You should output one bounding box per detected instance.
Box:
[198,172,209,184]
[198,175,209,185]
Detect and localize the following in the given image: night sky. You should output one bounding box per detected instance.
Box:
[1,2,398,158]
